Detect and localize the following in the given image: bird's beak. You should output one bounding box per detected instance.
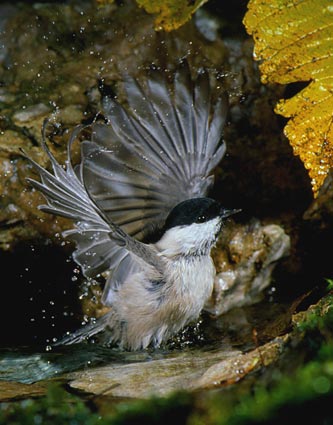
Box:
[219,208,242,219]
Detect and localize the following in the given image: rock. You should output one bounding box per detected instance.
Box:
[206,219,290,316]
[12,103,50,124]
[67,348,241,398]
[69,339,275,400]
[191,334,288,389]
[0,381,47,402]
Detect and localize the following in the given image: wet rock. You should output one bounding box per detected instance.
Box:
[206,219,290,316]
[191,334,288,389]
[0,381,47,402]
[69,342,269,399]
[12,103,50,124]
[68,348,242,398]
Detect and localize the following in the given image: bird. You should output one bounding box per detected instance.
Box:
[26,61,240,351]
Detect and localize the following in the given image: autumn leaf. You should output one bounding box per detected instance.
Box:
[96,0,207,31]
[136,0,208,31]
[243,0,333,195]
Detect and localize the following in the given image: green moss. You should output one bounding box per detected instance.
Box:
[326,279,333,291]
[110,392,193,425]
[0,385,192,425]
[0,384,97,425]
[295,292,333,335]
[225,347,333,425]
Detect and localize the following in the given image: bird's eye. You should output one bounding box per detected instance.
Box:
[196,215,206,223]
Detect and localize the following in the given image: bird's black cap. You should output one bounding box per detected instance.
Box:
[164,197,239,230]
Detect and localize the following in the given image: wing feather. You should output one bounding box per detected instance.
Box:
[26,124,164,278]
[28,61,228,298]
[84,62,229,245]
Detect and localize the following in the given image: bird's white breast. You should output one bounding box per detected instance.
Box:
[165,254,215,321]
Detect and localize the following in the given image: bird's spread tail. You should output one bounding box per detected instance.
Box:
[54,313,112,346]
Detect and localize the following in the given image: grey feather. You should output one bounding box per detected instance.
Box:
[26,123,164,278]
[84,62,228,237]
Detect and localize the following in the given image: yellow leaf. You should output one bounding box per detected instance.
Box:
[95,0,115,5]
[136,0,208,31]
[243,0,333,194]
[95,0,208,31]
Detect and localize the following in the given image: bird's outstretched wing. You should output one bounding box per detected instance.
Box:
[27,61,228,299]
[26,125,165,284]
[84,61,228,244]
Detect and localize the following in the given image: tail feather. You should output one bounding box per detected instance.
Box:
[54,313,112,346]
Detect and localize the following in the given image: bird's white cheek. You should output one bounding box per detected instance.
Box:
[157,218,221,256]
[181,218,221,247]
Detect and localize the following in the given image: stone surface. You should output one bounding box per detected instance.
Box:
[191,335,288,389]
[68,349,241,398]
[66,335,286,398]
[0,381,47,402]
[206,220,290,315]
